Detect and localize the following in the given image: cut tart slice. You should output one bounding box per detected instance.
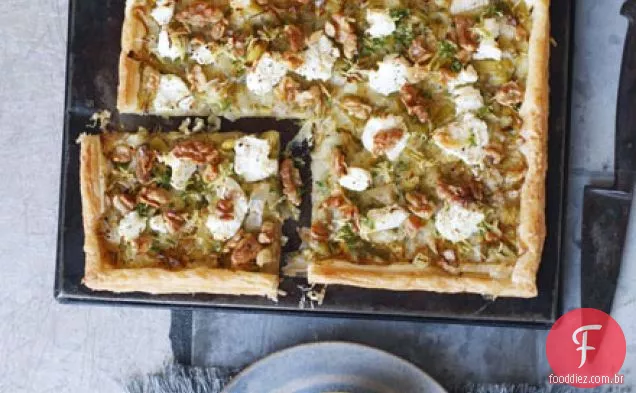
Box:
[79,128,284,299]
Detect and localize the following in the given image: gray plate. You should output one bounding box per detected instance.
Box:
[222,342,446,393]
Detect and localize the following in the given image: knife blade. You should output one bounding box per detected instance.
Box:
[580,0,636,314]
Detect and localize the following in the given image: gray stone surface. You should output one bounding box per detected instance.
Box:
[190,0,635,387]
[192,312,551,386]
[0,1,172,392]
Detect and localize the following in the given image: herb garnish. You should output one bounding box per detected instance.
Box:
[135,203,151,217]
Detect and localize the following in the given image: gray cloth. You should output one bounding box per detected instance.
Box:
[124,364,632,393]
[125,364,233,393]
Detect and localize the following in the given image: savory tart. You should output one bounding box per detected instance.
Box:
[115,0,549,297]
[79,129,285,299]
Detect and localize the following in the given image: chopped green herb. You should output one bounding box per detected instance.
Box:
[394,160,409,172]
[484,0,508,17]
[154,167,172,189]
[360,37,389,56]
[450,59,463,73]
[211,241,223,253]
[437,40,457,59]
[468,132,478,147]
[476,106,492,119]
[390,8,410,21]
[360,216,375,231]
[394,23,414,52]
[218,99,232,112]
[315,180,327,191]
[150,240,163,253]
[113,162,130,171]
[135,203,151,217]
[335,224,363,250]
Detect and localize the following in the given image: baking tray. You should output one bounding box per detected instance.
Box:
[55,0,572,326]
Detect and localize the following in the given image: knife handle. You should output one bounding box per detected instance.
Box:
[616,0,636,192]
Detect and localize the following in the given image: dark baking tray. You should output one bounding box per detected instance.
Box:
[55,0,572,326]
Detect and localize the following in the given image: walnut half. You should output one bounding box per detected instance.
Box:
[135,145,156,184]
[400,85,430,124]
[138,187,171,208]
[339,96,372,120]
[436,179,483,207]
[405,191,435,219]
[172,140,220,164]
[231,233,262,269]
[325,13,357,59]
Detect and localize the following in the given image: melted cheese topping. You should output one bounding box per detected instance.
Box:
[365,205,409,232]
[433,113,489,166]
[118,212,147,242]
[245,183,270,231]
[452,86,484,114]
[190,44,215,65]
[296,34,340,81]
[368,56,410,96]
[365,9,396,38]
[246,54,289,95]
[158,152,198,191]
[447,65,479,90]
[339,167,372,191]
[449,0,490,15]
[149,215,169,234]
[234,136,279,182]
[150,0,174,25]
[152,75,194,114]
[474,18,503,60]
[156,29,185,60]
[205,177,249,241]
[362,115,410,161]
[230,0,252,10]
[435,204,484,242]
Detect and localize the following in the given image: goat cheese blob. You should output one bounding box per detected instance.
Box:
[368,56,410,96]
[151,0,174,25]
[156,29,186,60]
[118,212,147,242]
[339,167,372,191]
[190,44,215,65]
[362,115,410,161]
[152,75,194,114]
[435,204,484,242]
[234,136,279,182]
[244,183,270,231]
[365,205,409,232]
[205,177,249,241]
[158,152,198,191]
[365,9,396,38]
[447,65,479,90]
[452,85,484,114]
[246,54,289,95]
[296,33,340,81]
[230,0,252,10]
[149,215,169,234]
[450,0,490,15]
[433,113,489,165]
[433,113,489,166]
[474,18,502,60]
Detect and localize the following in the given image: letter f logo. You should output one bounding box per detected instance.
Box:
[572,324,603,368]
